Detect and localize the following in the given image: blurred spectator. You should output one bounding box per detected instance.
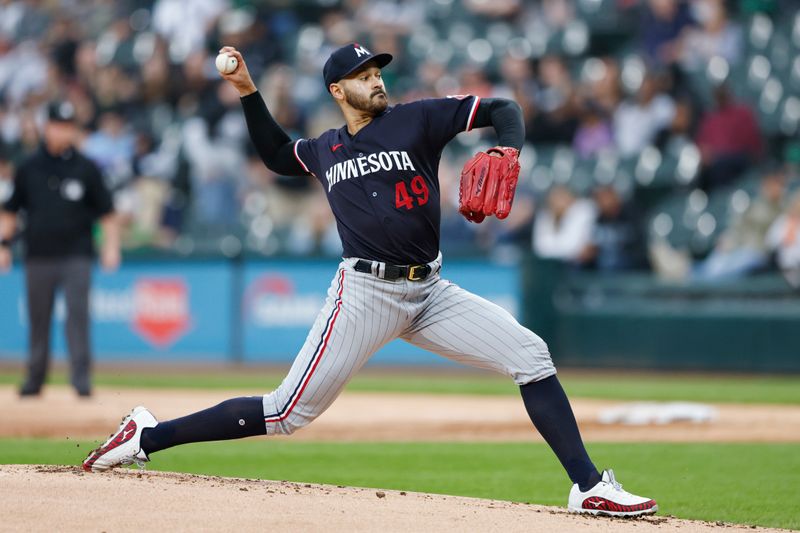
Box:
[180,83,247,228]
[667,94,697,144]
[82,110,136,182]
[0,39,48,106]
[319,9,357,52]
[2,109,41,163]
[81,109,140,241]
[95,14,139,73]
[403,60,450,101]
[497,54,538,126]
[285,186,342,256]
[153,0,229,62]
[115,131,177,249]
[5,1,50,42]
[93,65,138,113]
[613,72,675,157]
[258,65,306,140]
[0,2,25,39]
[694,170,785,280]
[679,0,742,71]
[639,0,694,67]
[695,85,762,190]
[44,12,82,82]
[365,32,406,91]
[177,51,220,120]
[457,65,494,99]
[527,56,579,145]
[573,99,614,159]
[532,185,596,265]
[214,7,282,82]
[584,186,648,271]
[766,189,800,287]
[581,57,622,117]
[158,146,192,247]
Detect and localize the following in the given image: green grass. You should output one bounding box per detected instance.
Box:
[1,368,799,404]
[2,439,798,530]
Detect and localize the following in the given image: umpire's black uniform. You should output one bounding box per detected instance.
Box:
[2,105,114,397]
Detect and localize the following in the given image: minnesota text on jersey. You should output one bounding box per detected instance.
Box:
[322,150,416,191]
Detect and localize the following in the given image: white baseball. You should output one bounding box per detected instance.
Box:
[215,53,238,75]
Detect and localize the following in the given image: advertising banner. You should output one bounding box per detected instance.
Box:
[1,258,518,365]
[0,261,232,360]
[241,260,520,364]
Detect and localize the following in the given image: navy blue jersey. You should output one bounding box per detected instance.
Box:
[294,95,481,264]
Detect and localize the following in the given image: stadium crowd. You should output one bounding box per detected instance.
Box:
[1,0,799,281]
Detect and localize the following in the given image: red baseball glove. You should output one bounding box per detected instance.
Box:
[458,146,520,223]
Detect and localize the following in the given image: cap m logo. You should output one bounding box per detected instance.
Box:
[354,44,370,58]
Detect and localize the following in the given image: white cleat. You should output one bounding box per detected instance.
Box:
[568,469,658,517]
[82,406,158,472]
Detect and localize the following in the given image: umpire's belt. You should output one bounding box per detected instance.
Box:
[354,259,432,281]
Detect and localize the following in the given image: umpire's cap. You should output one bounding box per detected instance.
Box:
[323,43,392,92]
[46,101,76,123]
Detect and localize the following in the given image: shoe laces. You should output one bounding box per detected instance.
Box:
[605,469,624,492]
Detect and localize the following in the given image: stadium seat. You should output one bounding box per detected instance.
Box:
[757,77,785,133]
[746,54,772,96]
[551,146,577,186]
[747,13,774,52]
[528,145,557,194]
[788,56,800,92]
[767,32,792,74]
[779,95,800,136]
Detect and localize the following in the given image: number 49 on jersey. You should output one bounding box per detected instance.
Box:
[395,175,429,210]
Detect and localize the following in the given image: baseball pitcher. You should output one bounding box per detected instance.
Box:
[84,43,656,517]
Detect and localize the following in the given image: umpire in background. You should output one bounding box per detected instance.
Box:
[0,102,120,398]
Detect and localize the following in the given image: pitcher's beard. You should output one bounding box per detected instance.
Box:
[345,89,388,115]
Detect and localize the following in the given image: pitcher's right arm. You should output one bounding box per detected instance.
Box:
[218,46,309,177]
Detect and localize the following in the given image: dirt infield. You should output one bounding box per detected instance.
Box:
[0,465,790,533]
[2,385,800,442]
[3,386,798,532]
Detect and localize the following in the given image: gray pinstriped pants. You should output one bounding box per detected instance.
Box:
[262,254,556,435]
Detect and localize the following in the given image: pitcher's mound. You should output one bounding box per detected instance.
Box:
[0,465,781,532]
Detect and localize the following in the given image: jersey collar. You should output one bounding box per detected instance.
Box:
[342,106,393,141]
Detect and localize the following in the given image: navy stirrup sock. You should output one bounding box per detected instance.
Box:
[520,375,601,491]
[140,397,266,456]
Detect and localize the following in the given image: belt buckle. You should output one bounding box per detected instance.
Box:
[407,264,427,281]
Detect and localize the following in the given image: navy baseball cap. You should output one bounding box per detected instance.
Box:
[47,101,76,123]
[323,43,392,92]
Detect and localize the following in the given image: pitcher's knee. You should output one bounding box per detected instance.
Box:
[262,392,323,436]
[270,407,322,435]
[514,365,557,386]
[510,337,556,385]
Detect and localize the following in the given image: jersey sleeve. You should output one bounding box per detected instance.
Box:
[293,138,319,177]
[419,95,481,148]
[3,165,26,213]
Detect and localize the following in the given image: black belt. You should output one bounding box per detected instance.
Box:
[354,259,432,281]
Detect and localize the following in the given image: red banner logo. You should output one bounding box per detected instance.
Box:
[132,279,191,348]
